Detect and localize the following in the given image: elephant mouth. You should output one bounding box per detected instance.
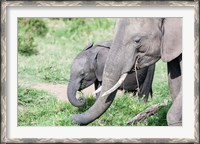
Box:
[78,85,84,91]
[78,80,86,91]
[79,78,95,91]
[138,55,161,69]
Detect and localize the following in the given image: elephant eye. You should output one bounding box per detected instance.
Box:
[134,39,140,44]
[84,73,88,77]
[133,36,141,44]
[80,70,85,76]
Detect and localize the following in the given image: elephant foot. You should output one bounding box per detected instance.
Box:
[167,110,182,126]
[167,107,182,126]
[167,91,182,126]
[167,121,182,126]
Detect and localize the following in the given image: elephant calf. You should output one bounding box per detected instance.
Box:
[67,40,156,107]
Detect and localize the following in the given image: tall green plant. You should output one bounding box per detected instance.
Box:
[18,18,48,56]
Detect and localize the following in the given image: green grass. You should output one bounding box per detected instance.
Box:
[18,86,73,126]
[18,18,115,84]
[18,18,171,126]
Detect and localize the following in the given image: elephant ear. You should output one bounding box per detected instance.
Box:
[161,18,182,62]
[96,40,112,49]
[83,42,94,51]
[93,47,109,81]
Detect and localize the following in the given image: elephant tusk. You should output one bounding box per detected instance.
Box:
[101,73,128,97]
[93,86,102,95]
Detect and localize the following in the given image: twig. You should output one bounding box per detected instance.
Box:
[127,99,169,125]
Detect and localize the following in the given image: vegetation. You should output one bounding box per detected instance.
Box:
[18,18,171,126]
[18,18,48,56]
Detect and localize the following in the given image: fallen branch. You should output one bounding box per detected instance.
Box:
[127,99,169,125]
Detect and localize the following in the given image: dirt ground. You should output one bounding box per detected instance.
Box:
[32,83,95,101]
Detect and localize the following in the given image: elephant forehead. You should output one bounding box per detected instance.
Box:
[72,58,87,70]
[122,18,162,42]
[127,18,160,24]
[126,18,160,32]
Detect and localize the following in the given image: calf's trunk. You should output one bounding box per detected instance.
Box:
[67,80,85,107]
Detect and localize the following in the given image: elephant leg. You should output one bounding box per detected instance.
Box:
[167,54,182,100]
[167,54,182,126]
[94,80,101,99]
[167,91,182,126]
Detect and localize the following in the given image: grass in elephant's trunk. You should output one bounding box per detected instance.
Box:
[77,96,96,112]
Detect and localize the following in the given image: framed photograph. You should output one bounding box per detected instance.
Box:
[1,1,199,143]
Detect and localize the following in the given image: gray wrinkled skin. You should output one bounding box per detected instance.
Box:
[71,18,182,126]
[67,40,156,107]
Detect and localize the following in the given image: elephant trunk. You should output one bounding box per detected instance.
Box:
[67,80,85,107]
[71,47,136,125]
[71,71,121,125]
[71,20,137,125]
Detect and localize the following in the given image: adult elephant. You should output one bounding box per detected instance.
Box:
[67,40,156,107]
[71,18,182,126]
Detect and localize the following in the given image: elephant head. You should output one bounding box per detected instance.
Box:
[71,18,182,125]
[67,41,111,107]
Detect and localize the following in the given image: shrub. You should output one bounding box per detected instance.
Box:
[18,18,48,56]
[60,18,115,38]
